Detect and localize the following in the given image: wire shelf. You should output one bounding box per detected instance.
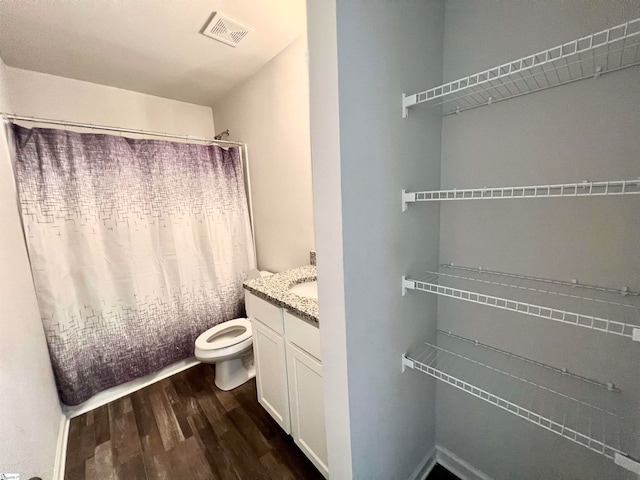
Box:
[402,265,640,342]
[401,179,640,210]
[402,18,640,117]
[402,331,635,463]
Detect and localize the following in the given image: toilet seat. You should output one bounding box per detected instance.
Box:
[194,317,255,390]
[195,318,251,351]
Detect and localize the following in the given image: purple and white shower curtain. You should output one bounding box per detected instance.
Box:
[13,124,256,405]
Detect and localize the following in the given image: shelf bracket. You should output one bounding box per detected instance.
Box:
[401,355,415,373]
[402,189,416,212]
[633,328,640,342]
[402,93,417,119]
[614,453,640,475]
[402,276,416,296]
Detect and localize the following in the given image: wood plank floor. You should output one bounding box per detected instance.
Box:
[64,363,324,480]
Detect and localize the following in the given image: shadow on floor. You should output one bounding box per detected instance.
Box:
[426,463,461,480]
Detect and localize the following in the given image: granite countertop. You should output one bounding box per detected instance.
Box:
[243,265,318,326]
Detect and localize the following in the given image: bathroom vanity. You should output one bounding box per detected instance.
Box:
[243,266,328,478]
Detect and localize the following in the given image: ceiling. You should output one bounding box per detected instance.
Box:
[0,0,306,107]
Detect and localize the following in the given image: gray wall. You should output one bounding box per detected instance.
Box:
[437,2,640,479]
[334,1,445,477]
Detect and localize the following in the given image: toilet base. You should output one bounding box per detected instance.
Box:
[214,352,256,391]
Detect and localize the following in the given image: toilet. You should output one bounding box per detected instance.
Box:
[195,317,255,390]
[194,270,272,391]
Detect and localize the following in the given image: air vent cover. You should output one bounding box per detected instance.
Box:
[202,13,252,47]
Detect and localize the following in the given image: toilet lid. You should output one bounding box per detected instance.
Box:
[195,318,252,351]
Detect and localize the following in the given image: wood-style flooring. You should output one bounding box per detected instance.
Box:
[63,363,324,480]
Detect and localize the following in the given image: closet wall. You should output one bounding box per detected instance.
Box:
[328,1,444,478]
[310,1,639,478]
[435,2,640,479]
[306,2,352,476]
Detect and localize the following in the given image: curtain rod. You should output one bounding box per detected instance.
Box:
[1,113,244,147]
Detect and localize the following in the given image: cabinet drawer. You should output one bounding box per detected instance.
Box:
[284,311,321,361]
[245,292,284,333]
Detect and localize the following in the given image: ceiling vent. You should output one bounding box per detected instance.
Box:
[202,13,253,47]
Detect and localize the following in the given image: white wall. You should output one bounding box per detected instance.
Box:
[3,66,214,136]
[0,65,216,478]
[307,1,445,477]
[437,2,640,479]
[213,35,314,273]
[0,58,65,480]
[306,1,352,477]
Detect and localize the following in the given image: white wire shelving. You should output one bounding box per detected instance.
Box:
[402,18,640,117]
[402,265,640,342]
[402,331,639,473]
[401,179,640,210]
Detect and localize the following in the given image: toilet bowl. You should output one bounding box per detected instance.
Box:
[195,318,255,391]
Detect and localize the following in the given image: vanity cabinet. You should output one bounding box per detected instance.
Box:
[246,291,290,433]
[245,291,328,478]
[252,320,290,432]
[284,311,328,476]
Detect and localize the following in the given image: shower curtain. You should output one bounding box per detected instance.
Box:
[12,124,256,405]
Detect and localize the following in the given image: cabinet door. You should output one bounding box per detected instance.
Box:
[253,320,290,434]
[286,342,329,478]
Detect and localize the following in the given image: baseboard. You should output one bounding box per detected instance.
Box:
[408,446,437,480]
[52,414,70,480]
[436,445,493,480]
[62,357,201,418]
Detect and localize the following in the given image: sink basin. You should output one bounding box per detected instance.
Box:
[288,280,318,300]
